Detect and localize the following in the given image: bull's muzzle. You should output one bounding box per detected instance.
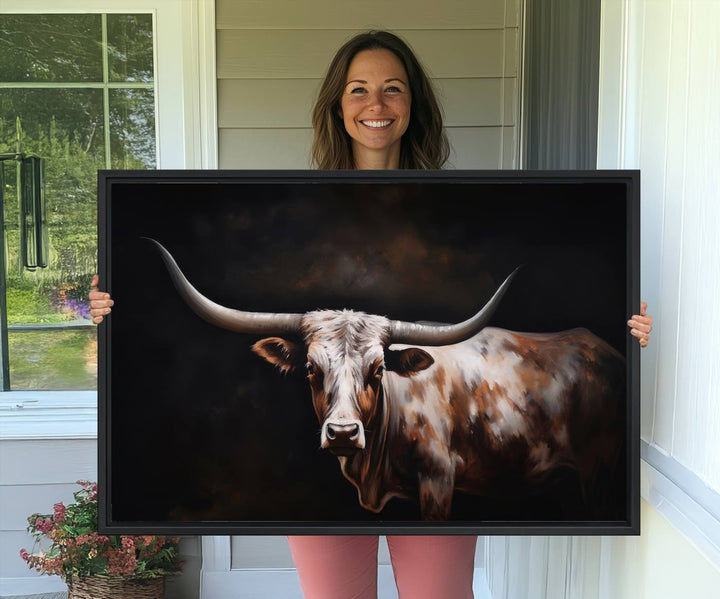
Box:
[322,421,365,454]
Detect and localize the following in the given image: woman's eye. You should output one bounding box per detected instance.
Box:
[385,86,401,93]
[349,87,367,94]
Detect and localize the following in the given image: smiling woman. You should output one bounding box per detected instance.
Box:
[339,49,412,168]
[310,30,449,171]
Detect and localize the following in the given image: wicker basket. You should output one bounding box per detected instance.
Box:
[67,575,165,599]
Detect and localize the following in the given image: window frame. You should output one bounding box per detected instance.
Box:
[0,0,218,439]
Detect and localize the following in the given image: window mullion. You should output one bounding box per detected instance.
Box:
[102,13,112,170]
[0,166,10,391]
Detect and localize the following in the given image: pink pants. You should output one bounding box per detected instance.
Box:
[287,535,477,599]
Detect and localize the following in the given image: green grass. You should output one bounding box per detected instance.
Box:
[8,329,97,390]
[6,287,68,325]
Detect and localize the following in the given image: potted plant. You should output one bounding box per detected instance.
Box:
[20,480,183,599]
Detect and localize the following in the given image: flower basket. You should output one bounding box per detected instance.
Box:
[67,574,165,599]
[20,481,183,597]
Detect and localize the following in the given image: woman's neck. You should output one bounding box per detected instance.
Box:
[351,142,401,170]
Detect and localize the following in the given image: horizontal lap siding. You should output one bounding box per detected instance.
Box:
[219,79,516,128]
[0,439,97,579]
[216,0,513,30]
[217,30,510,79]
[219,126,511,169]
[216,1,521,170]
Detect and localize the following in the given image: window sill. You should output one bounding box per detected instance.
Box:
[0,391,97,440]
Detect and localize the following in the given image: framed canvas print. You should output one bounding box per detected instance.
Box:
[98,169,640,535]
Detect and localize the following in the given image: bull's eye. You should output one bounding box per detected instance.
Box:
[305,362,315,376]
[375,364,384,377]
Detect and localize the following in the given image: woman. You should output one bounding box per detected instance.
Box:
[90,30,653,599]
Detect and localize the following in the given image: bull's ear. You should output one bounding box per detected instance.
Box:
[385,347,434,377]
[251,337,299,374]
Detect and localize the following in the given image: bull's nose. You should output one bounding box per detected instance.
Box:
[326,422,360,441]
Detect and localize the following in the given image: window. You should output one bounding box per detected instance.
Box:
[0,13,156,390]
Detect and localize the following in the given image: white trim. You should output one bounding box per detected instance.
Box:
[641,448,720,568]
[517,0,528,168]
[201,536,232,573]
[0,391,96,440]
[597,0,628,168]
[183,0,218,169]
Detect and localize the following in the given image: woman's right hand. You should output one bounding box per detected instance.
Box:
[88,274,114,324]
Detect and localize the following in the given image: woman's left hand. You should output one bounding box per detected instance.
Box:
[627,301,653,348]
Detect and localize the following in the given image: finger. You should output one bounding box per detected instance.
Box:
[88,290,112,301]
[632,314,652,324]
[628,315,652,327]
[89,299,114,309]
[640,301,647,316]
[630,328,649,341]
[90,305,112,313]
[627,319,652,333]
[92,315,104,324]
[639,338,648,348]
[91,274,99,288]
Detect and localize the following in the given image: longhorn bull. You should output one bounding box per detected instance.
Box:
[147,238,625,520]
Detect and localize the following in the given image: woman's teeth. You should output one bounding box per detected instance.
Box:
[362,120,392,128]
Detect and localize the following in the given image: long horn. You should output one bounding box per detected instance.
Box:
[389,267,521,346]
[144,237,303,335]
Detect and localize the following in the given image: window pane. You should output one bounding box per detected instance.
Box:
[8,328,97,390]
[107,14,154,83]
[110,89,156,169]
[1,89,103,390]
[1,13,157,391]
[0,14,102,82]
[0,89,106,160]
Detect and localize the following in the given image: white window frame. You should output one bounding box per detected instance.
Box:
[0,0,218,440]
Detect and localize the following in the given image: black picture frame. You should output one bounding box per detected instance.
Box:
[98,169,640,536]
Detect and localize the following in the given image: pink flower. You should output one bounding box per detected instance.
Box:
[53,502,66,522]
[107,548,137,576]
[34,518,54,534]
[19,548,29,562]
[121,536,135,549]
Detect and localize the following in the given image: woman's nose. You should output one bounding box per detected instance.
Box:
[366,89,385,110]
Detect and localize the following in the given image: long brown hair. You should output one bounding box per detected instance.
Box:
[311,30,449,170]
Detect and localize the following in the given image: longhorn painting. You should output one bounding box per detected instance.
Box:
[100,170,639,534]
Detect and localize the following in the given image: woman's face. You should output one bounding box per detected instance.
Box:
[340,49,411,166]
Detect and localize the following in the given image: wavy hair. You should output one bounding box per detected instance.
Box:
[311,30,449,170]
